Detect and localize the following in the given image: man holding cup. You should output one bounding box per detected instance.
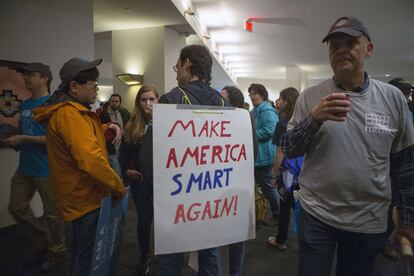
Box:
[281,16,414,276]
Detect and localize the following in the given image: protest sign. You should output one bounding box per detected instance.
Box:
[153,104,255,254]
[90,188,129,276]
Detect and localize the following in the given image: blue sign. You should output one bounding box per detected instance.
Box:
[90,187,130,276]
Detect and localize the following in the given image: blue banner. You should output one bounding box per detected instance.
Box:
[90,187,130,276]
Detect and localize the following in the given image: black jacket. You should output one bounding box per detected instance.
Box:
[119,124,153,182]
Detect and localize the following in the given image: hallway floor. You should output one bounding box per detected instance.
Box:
[0,197,404,276]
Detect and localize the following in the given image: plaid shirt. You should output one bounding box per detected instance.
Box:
[390,145,414,227]
[281,75,414,227]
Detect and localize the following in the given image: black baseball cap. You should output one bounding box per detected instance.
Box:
[17,62,53,81]
[322,16,371,43]
[58,58,102,89]
[389,78,414,95]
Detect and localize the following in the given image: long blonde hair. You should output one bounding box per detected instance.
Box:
[123,85,159,144]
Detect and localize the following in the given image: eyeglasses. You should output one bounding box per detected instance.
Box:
[87,81,98,90]
[173,65,178,72]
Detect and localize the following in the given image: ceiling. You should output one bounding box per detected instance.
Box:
[93,0,186,32]
[93,0,414,83]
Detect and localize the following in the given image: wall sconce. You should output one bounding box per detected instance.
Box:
[116,73,143,86]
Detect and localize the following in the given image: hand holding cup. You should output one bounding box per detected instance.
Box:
[310,93,350,124]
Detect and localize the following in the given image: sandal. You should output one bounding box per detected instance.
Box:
[266,236,287,250]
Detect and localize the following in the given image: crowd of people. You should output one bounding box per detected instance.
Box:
[3,15,414,276]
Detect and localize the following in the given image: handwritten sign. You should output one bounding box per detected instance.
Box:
[153,104,255,254]
[90,188,129,276]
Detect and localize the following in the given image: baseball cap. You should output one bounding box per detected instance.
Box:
[17,62,53,81]
[58,58,102,89]
[389,78,414,95]
[322,16,371,43]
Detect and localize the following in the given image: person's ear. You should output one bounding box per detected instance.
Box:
[69,81,78,93]
[366,42,374,58]
[184,58,191,71]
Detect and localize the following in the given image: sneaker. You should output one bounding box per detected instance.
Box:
[135,263,149,276]
[39,251,67,272]
[263,215,279,226]
[266,236,287,251]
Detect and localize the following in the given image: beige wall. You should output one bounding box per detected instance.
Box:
[112,26,166,112]
[0,0,95,228]
[237,78,288,108]
[164,27,186,93]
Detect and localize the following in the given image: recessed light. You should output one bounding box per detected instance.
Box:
[124,7,132,11]
[385,74,390,77]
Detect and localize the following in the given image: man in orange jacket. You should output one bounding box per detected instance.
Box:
[33,58,125,276]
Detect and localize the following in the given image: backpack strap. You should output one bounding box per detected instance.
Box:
[178,87,192,105]
[178,86,224,106]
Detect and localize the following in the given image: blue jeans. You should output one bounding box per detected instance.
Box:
[130,178,153,263]
[109,154,122,177]
[156,247,220,276]
[298,208,386,276]
[70,208,100,276]
[229,242,245,276]
[254,165,279,216]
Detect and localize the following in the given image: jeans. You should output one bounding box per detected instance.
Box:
[70,208,100,276]
[8,171,65,253]
[276,192,295,244]
[108,154,122,177]
[130,178,153,263]
[156,247,220,276]
[229,242,245,276]
[298,208,386,276]
[254,165,279,216]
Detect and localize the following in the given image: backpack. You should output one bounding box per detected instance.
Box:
[277,156,304,195]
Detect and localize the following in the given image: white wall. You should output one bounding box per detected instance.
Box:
[112,26,165,112]
[112,26,192,111]
[0,0,94,228]
[237,78,289,107]
[185,35,235,91]
[0,0,94,93]
[94,32,114,102]
[164,27,186,93]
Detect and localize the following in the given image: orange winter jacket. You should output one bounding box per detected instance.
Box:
[33,101,125,221]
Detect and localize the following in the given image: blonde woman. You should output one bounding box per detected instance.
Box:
[119,85,158,276]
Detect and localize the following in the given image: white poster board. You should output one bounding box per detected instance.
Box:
[153,104,255,255]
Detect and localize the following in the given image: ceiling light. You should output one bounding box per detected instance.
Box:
[232,68,252,73]
[228,63,249,69]
[234,73,249,78]
[116,74,143,86]
[385,74,390,77]
[196,2,235,27]
[225,55,250,62]
[210,30,244,44]
[218,44,245,54]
